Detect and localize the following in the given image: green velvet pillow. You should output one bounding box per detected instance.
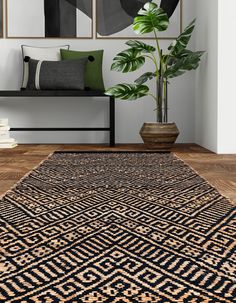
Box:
[60,49,105,91]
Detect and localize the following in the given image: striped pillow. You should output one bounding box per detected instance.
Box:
[26,58,88,90]
[21,45,69,90]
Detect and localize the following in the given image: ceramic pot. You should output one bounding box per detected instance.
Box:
[139,122,179,151]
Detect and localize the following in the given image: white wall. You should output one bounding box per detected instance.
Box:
[0,0,196,144]
[195,0,218,153]
[195,0,236,154]
[217,0,236,154]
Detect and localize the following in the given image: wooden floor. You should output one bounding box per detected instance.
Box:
[0,144,235,204]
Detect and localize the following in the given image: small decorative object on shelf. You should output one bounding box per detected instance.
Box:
[106,1,204,151]
[0,119,17,148]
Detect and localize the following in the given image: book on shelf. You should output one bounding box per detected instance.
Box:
[0,118,17,148]
[0,126,10,131]
[0,142,17,148]
[0,131,10,139]
[0,138,16,143]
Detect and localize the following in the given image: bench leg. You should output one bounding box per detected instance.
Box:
[109,96,115,147]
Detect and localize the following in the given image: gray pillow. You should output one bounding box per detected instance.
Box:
[21,45,70,90]
[26,57,88,90]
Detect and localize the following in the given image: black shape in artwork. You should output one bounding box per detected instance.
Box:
[65,0,92,18]
[160,0,180,18]
[96,0,151,36]
[44,0,76,37]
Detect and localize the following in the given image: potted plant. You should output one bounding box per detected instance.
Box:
[105,1,204,151]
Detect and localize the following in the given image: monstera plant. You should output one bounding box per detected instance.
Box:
[106,1,204,150]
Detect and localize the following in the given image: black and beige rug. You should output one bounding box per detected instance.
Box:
[0,152,235,302]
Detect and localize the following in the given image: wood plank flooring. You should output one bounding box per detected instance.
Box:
[0,144,235,204]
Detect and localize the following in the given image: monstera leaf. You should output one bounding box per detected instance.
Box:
[126,40,156,53]
[105,84,149,100]
[168,19,196,56]
[135,72,156,85]
[164,51,204,78]
[133,2,169,34]
[165,50,204,66]
[111,49,145,73]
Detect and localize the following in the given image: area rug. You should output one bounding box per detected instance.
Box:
[0,152,235,303]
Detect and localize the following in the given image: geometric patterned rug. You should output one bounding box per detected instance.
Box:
[0,152,235,303]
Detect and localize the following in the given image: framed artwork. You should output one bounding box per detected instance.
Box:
[0,0,3,38]
[6,0,93,38]
[96,0,182,39]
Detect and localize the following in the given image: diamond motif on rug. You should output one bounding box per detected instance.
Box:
[0,152,235,302]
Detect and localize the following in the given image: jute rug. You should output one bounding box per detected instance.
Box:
[0,152,235,303]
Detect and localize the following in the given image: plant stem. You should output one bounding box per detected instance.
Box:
[149,91,162,122]
[150,53,159,78]
[154,29,164,72]
[157,78,163,123]
[153,29,166,123]
[163,78,168,123]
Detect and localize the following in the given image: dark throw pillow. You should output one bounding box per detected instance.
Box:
[60,49,105,91]
[21,45,70,90]
[26,58,88,90]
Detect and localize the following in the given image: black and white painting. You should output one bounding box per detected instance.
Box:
[0,0,3,37]
[96,0,182,39]
[7,0,92,38]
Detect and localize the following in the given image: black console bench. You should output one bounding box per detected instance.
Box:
[0,90,115,147]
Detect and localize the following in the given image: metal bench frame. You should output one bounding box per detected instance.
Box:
[0,90,115,147]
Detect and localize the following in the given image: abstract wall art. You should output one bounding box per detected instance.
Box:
[6,0,182,39]
[6,0,93,38]
[0,0,3,38]
[96,0,182,39]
